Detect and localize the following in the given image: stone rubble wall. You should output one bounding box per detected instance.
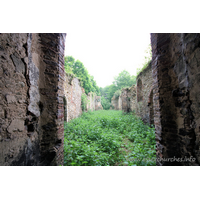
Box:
[111,95,122,110]
[86,92,103,111]
[64,75,82,122]
[151,33,200,166]
[0,33,66,166]
[86,92,95,111]
[63,78,103,122]
[95,96,103,110]
[110,62,153,125]
[135,62,153,124]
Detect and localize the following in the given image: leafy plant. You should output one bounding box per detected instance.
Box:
[64,56,100,95]
[64,110,156,166]
[114,90,121,98]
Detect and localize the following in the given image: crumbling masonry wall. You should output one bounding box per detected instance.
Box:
[151,33,200,166]
[0,33,66,166]
[135,62,153,124]
[111,95,122,110]
[64,75,82,122]
[86,92,103,111]
[86,92,95,111]
[95,96,103,110]
[111,62,153,125]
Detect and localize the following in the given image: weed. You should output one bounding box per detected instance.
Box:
[64,110,156,166]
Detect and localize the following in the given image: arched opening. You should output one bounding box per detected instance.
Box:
[149,89,154,125]
[137,79,143,102]
[63,96,67,122]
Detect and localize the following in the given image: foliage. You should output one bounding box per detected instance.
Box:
[113,70,136,90]
[64,56,100,95]
[81,93,88,111]
[136,44,152,76]
[100,70,136,105]
[64,110,156,166]
[101,96,110,110]
[114,89,121,98]
[64,56,75,75]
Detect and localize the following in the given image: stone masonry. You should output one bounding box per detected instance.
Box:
[111,62,153,125]
[0,33,66,166]
[64,75,82,122]
[95,96,103,110]
[151,33,200,166]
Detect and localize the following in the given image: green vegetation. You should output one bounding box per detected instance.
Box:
[64,110,156,166]
[64,56,100,95]
[101,96,110,110]
[113,70,136,90]
[114,89,121,99]
[100,70,136,107]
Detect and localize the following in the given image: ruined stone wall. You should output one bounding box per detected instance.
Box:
[86,93,103,111]
[128,85,137,112]
[135,62,153,124]
[151,33,200,166]
[121,88,129,112]
[111,95,122,110]
[0,33,66,166]
[86,92,95,111]
[111,63,153,124]
[95,96,103,110]
[111,96,118,110]
[64,75,82,122]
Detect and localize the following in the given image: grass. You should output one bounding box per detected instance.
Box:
[64,110,156,166]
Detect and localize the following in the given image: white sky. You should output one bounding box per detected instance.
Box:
[65,1,151,88]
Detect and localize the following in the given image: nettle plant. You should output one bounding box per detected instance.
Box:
[63,110,156,166]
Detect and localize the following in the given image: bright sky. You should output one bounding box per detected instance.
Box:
[65,1,151,88]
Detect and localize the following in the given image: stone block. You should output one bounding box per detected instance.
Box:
[10,52,25,75]
[7,118,24,134]
[6,95,17,104]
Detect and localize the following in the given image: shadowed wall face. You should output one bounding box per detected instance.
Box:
[151,33,200,166]
[0,33,66,166]
[137,79,143,102]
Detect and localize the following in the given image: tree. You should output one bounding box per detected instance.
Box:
[100,70,136,104]
[64,56,100,95]
[101,96,110,110]
[64,56,75,74]
[113,70,136,90]
[90,75,100,95]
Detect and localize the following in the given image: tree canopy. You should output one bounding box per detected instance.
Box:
[113,70,136,90]
[64,56,100,95]
[100,70,136,106]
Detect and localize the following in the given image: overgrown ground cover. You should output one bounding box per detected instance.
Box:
[64,110,156,166]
